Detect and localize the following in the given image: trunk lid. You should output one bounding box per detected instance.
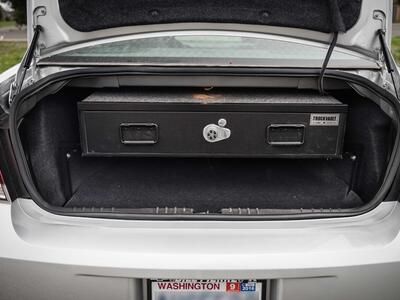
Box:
[29,0,392,59]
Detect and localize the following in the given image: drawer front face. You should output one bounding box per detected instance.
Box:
[80,110,346,158]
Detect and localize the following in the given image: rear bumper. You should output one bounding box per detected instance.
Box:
[1,199,400,300]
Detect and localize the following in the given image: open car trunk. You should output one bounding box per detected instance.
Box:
[16,83,395,217]
[4,0,395,219]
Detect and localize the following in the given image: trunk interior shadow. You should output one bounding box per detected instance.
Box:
[17,86,393,216]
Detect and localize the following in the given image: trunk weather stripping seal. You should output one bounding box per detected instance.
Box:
[8,67,400,221]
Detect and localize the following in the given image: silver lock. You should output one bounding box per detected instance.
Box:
[203,118,231,143]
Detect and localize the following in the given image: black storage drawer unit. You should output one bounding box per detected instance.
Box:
[78,89,348,158]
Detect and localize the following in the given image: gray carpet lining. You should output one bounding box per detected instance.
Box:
[65,153,363,212]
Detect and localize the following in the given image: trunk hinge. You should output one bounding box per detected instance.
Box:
[373,10,387,34]
[378,29,400,100]
[8,7,46,107]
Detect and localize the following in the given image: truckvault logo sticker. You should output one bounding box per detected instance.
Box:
[310,114,340,126]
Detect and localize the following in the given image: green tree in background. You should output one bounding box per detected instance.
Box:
[9,0,26,25]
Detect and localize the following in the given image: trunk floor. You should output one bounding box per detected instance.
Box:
[65,156,363,211]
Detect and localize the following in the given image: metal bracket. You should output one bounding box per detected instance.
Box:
[373,10,387,33]
[33,6,47,28]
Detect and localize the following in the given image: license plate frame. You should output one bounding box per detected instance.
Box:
[148,279,266,300]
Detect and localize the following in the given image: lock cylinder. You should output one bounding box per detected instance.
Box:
[203,119,231,143]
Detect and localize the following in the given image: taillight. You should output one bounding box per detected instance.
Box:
[0,170,10,201]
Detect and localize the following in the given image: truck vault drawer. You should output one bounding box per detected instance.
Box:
[78,89,347,158]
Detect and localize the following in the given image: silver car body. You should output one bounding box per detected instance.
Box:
[2,199,400,300]
[1,0,400,299]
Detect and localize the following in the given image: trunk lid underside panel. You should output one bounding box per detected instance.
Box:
[28,0,391,59]
[58,0,361,34]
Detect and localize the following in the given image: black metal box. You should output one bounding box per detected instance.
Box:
[78,89,347,158]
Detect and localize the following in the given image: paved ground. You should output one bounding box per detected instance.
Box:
[0,26,27,42]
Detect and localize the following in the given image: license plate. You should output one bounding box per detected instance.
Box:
[150,280,264,300]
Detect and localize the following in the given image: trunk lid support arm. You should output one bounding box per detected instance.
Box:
[378,29,400,100]
[8,25,42,107]
[8,6,46,109]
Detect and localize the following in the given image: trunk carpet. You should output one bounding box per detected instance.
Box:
[64,154,363,211]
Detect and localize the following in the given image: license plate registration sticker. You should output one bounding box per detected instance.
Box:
[151,280,263,300]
